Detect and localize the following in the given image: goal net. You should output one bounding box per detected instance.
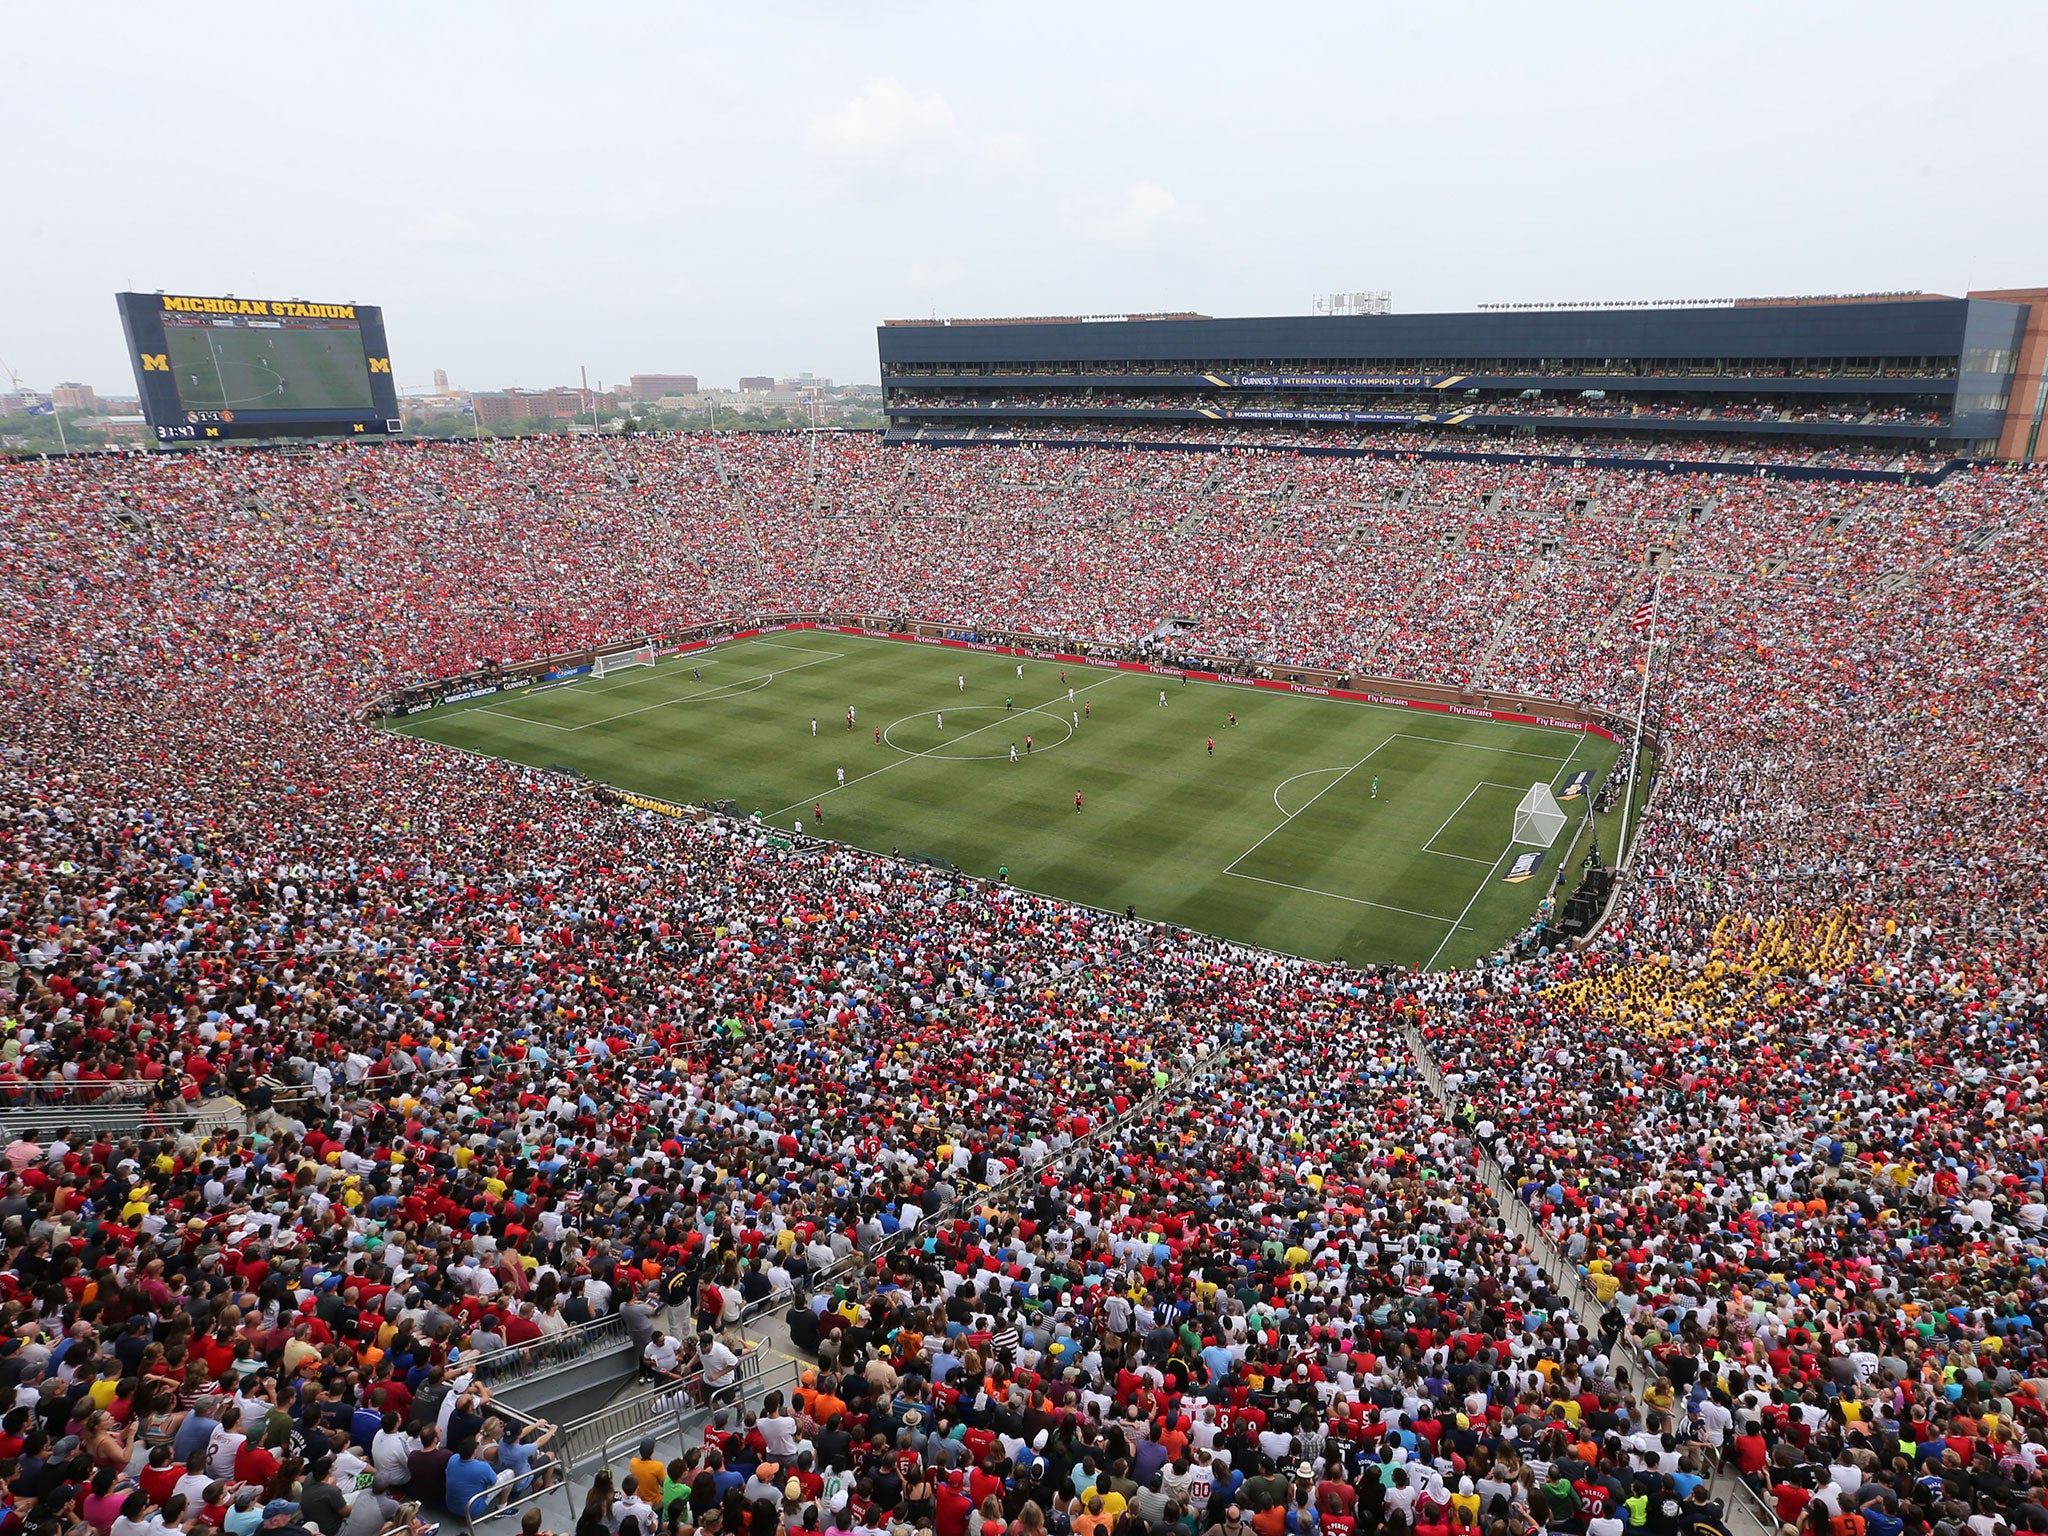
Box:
[592,643,655,679]
[1512,782,1569,848]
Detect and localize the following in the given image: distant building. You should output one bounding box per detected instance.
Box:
[81,415,150,444]
[737,376,775,393]
[433,369,450,391]
[471,387,619,424]
[628,374,698,400]
[778,373,831,392]
[51,382,98,412]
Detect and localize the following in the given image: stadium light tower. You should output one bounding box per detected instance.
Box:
[1615,576,1663,868]
[805,390,820,482]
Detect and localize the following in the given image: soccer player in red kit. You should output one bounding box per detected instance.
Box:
[1075,792,1083,813]
[1206,737,1215,755]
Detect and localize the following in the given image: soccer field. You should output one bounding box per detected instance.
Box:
[163,323,376,412]
[386,636,1637,968]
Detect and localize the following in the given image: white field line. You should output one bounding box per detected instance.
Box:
[577,657,720,696]
[1272,765,1350,817]
[1396,732,1578,763]
[1422,780,1528,864]
[1223,870,1456,925]
[482,648,844,732]
[765,672,1131,820]
[1422,735,1591,970]
[1222,738,1398,875]
[1423,844,1521,970]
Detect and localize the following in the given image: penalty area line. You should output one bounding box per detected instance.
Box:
[1421,736,1594,971]
[1222,737,1397,876]
[1222,870,1458,926]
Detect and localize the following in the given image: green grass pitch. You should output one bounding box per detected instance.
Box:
[386,635,1634,968]
[163,323,376,413]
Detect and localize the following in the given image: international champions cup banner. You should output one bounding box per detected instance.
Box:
[1201,373,1467,390]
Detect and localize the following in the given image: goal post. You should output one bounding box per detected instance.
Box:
[1512,782,1569,848]
[592,643,655,679]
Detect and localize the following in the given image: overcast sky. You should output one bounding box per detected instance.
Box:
[5,1,2045,396]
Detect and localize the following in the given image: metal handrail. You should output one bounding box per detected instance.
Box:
[259,1038,671,1114]
[460,1447,565,1529]
[1401,1023,1773,1536]
[589,1351,793,1481]
[554,1321,767,1458]
[564,1044,1248,1514]
[0,1093,200,1140]
[460,1309,633,1384]
[0,1075,164,1104]
[546,1339,773,1504]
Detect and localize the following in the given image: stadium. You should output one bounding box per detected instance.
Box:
[5,289,2046,1535]
[4,35,2048,1536]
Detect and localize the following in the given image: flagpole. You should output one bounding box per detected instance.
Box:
[42,389,70,456]
[1615,576,1662,868]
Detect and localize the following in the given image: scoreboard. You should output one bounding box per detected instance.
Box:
[116,291,403,444]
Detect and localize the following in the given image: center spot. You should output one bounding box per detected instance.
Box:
[880,706,1078,761]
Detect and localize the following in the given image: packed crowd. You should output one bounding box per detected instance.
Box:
[885,394,1947,431]
[0,434,2040,1536]
[879,363,1959,384]
[889,425,1938,475]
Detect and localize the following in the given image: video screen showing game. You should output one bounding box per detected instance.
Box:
[116,291,401,443]
[161,310,376,412]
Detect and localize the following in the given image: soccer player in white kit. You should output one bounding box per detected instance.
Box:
[1009,744,1018,763]
[1158,690,1167,706]
[957,675,964,691]
[810,718,817,736]
[936,713,943,731]
[1015,663,1023,679]
[836,767,845,785]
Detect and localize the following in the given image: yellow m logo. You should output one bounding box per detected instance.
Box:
[367,357,391,374]
[141,354,169,371]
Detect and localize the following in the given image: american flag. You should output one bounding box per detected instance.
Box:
[1626,590,1659,634]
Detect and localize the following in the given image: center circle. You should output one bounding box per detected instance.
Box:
[207,357,285,407]
[881,706,1077,761]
